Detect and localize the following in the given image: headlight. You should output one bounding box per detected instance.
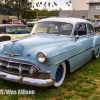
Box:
[37,52,48,63]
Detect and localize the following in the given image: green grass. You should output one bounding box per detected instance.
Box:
[1,58,100,100]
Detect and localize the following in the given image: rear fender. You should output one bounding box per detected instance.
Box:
[92,35,100,54]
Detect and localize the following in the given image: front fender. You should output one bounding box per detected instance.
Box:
[30,43,77,78]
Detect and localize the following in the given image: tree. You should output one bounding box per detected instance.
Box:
[36,2,39,9]
[0,0,33,19]
[59,7,62,11]
[45,2,47,5]
[33,5,34,9]
[53,2,57,10]
[52,5,53,10]
[40,1,42,9]
[48,2,50,10]
[55,3,57,10]
[66,2,68,5]
[22,10,37,19]
[66,0,72,10]
[69,0,71,3]
[37,9,57,17]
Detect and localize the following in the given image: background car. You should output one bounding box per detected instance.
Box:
[84,18,95,24]
[0,18,100,88]
[10,20,24,25]
[0,24,31,41]
[26,19,37,27]
[93,19,100,29]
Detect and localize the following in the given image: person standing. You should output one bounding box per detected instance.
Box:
[2,19,7,24]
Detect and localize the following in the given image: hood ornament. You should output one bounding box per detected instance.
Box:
[4,52,20,57]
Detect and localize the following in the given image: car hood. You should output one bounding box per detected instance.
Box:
[0,34,74,61]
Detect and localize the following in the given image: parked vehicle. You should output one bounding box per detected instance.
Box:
[0,18,100,88]
[26,19,37,27]
[93,19,100,29]
[0,24,31,41]
[10,20,24,25]
[84,18,95,24]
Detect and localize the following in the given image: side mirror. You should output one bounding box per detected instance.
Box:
[75,35,79,41]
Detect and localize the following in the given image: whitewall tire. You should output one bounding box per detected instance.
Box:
[53,62,66,88]
[95,48,100,59]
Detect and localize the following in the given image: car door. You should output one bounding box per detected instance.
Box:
[74,23,92,67]
[86,23,96,57]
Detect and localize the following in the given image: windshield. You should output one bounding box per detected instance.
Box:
[29,19,37,22]
[15,26,31,34]
[6,26,31,34]
[12,20,21,23]
[31,21,73,36]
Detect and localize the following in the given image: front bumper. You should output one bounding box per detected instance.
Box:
[0,71,55,87]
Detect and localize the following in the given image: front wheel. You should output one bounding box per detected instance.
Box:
[53,62,66,88]
[95,48,100,59]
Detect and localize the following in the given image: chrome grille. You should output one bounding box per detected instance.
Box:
[0,60,31,75]
[0,57,50,79]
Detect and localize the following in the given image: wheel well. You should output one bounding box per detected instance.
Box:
[0,36,11,42]
[65,60,70,72]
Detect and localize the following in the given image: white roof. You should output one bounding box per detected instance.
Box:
[38,17,92,25]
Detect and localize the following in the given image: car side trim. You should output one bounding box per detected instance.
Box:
[55,44,100,65]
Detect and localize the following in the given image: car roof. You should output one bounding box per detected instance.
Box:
[38,17,92,25]
[0,24,27,27]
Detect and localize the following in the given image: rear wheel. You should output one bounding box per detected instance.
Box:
[52,62,66,88]
[95,48,100,59]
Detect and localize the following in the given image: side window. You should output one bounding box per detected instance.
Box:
[60,24,72,31]
[6,27,15,34]
[74,23,86,36]
[87,24,94,34]
[60,24,72,35]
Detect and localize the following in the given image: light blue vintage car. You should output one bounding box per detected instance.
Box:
[0,18,100,88]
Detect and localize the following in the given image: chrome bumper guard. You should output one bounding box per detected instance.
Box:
[0,71,55,87]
